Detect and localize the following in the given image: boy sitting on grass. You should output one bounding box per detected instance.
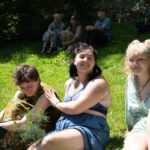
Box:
[0,64,61,149]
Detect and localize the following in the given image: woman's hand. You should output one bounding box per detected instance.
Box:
[45,90,60,108]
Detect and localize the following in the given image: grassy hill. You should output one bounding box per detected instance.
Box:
[0,22,149,149]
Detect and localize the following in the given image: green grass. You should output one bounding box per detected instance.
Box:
[0,21,150,149]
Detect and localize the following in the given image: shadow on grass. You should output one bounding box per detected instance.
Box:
[0,41,72,64]
[0,22,150,64]
[107,135,124,150]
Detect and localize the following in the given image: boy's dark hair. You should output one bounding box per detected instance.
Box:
[13,64,39,85]
[69,42,102,81]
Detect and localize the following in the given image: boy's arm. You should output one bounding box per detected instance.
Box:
[14,90,25,99]
[0,90,25,122]
[0,94,51,131]
[0,109,5,122]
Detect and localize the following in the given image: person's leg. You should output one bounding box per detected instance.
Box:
[136,22,147,33]
[41,32,51,53]
[86,31,97,46]
[47,31,62,52]
[58,31,74,51]
[46,34,56,53]
[56,34,62,49]
[61,30,68,43]
[85,31,92,44]
[96,31,108,46]
[61,30,74,43]
[28,128,84,150]
[123,133,148,150]
[50,32,56,48]
[42,42,47,49]
[53,31,62,49]
[145,26,150,32]
[66,43,78,53]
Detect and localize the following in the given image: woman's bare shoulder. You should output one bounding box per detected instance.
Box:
[88,76,109,88]
[64,78,73,90]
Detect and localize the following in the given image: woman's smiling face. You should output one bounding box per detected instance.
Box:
[74,49,96,75]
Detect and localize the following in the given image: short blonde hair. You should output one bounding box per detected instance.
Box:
[124,39,150,74]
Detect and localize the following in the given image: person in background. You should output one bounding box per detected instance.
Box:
[123,40,150,150]
[60,15,82,52]
[28,43,112,150]
[0,65,61,149]
[41,13,65,53]
[85,8,111,47]
[136,8,150,33]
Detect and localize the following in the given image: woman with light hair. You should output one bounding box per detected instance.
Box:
[123,39,150,150]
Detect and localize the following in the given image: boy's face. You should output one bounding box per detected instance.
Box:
[19,78,40,97]
[98,11,105,19]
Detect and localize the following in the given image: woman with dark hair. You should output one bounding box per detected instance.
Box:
[28,43,112,150]
[60,15,82,52]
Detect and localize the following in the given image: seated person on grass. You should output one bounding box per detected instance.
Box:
[136,8,150,33]
[41,13,65,53]
[123,40,150,150]
[0,64,61,149]
[28,43,112,150]
[85,8,111,47]
[60,15,82,53]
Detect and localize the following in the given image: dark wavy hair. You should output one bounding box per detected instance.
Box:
[69,42,102,81]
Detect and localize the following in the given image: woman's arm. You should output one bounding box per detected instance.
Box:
[86,25,105,31]
[0,94,51,131]
[147,109,150,148]
[94,26,105,31]
[46,78,111,115]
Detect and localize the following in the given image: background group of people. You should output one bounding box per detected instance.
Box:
[41,7,150,55]
[41,8,111,54]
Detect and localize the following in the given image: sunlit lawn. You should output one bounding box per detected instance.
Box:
[0,22,149,149]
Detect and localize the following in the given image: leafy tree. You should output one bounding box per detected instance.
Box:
[0,0,149,41]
